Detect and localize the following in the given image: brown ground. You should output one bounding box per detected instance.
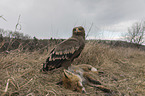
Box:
[0,41,145,96]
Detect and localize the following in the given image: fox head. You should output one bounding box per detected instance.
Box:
[63,69,86,93]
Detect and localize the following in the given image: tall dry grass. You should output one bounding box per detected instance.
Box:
[0,41,145,96]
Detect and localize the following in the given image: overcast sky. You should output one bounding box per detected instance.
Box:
[0,0,145,40]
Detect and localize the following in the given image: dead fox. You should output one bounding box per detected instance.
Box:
[62,64,112,93]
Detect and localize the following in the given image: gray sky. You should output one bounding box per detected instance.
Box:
[0,0,145,39]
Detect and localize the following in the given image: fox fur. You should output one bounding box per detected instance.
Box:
[63,69,86,93]
[62,64,112,93]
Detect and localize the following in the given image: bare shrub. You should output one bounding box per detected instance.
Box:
[123,21,145,44]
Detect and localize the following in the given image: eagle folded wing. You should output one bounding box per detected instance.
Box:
[43,38,82,71]
[49,38,80,60]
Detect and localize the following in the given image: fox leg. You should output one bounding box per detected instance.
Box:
[94,85,112,93]
[83,72,102,85]
[83,72,113,93]
[75,81,86,93]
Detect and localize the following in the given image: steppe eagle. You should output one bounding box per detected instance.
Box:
[41,26,85,71]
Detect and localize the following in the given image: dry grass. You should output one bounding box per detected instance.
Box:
[0,42,145,96]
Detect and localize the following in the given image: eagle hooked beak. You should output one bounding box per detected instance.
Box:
[76,28,78,32]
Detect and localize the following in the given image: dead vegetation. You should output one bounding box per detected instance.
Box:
[0,41,145,96]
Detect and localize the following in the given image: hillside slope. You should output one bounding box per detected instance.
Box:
[0,42,145,96]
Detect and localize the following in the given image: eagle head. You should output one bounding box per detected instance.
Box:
[72,26,85,39]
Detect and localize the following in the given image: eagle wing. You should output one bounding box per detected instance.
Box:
[43,38,84,71]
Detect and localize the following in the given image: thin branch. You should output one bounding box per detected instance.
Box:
[19,78,33,88]
[45,90,56,96]
[0,15,7,21]
[86,23,93,38]
[4,79,10,92]
[26,93,35,96]
[15,15,21,32]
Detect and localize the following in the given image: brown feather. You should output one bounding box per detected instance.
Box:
[42,26,85,71]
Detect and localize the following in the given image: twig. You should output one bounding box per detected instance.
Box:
[26,93,35,96]
[86,22,93,38]
[15,15,21,32]
[1,77,20,95]
[51,88,58,94]
[10,80,17,89]
[0,40,5,49]
[0,15,7,21]
[6,68,10,77]
[6,38,17,51]
[3,63,14,69]
[19,78,33,88]
[11,77,20,90]
[16,69,33,78]
[45,90,56,96]
[4,79,10,92]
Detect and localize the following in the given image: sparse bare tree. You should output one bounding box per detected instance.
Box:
[124,21,145,44]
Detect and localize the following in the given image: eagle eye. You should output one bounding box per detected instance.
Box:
[73,29,76,31]
[78,28,83,31]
